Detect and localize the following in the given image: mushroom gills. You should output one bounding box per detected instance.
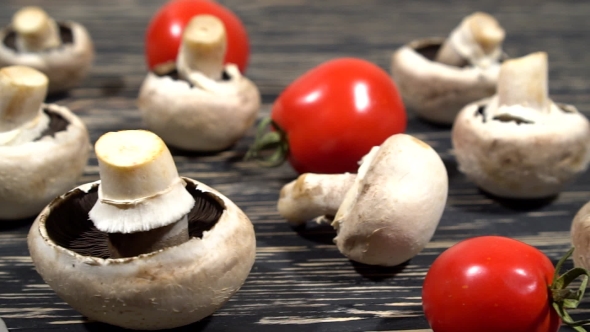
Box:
[152,66,232,84]
[0,106,70,146]
[35,106,69,139]
[49,180,224,259]
[473,102,578,125]
[3,23,73,52]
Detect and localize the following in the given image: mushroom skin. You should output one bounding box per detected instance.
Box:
[138,65,260,151]
[453,99,590,198]
[278,134,448,266]
[452,53,590,199]
[391,12,505,125]
[571,201,590,270]
[27,178,256,330]
[0,103,89,219]
[391,38,499,124]
[0,15,94,94]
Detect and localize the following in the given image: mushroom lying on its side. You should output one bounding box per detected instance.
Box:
[0,7,94,94]
[0,66,89,220]
[28,130,256,330]
[452,52,590,199]
[391,12,505,124]
[138,15,260,152]
[278,134,448,266]
[571,202,590,270]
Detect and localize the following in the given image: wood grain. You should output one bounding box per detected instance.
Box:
[0,0,590,331]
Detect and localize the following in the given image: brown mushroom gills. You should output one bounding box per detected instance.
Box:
[2,23,72,52]
[46,179,224,259]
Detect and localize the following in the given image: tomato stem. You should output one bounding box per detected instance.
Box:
[245,117,289,167]
[551,247,590,331]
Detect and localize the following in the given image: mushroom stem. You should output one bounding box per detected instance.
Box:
[89,130,195,257]
[0,66,48,133]
[177,15,227,81]
[277,173,357,226]
[497,52,549,112]
[12,6,61,52]
[435,12,504,68]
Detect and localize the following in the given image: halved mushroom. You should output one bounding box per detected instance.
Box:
[138,15,260,152]
[452,52,590,199]
[391,12,505,124]
[0,65,89,220]
[278,134,448,266]
[27,130,256,330]
[0,7,94,94]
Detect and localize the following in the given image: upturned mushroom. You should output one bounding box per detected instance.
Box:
[391,12,505,124]
[27,130,256,330]
[452,52,590,199]
[138,15,260,152]
[0,65,89,220]
[0,6,94,94]
[278,134,448,266]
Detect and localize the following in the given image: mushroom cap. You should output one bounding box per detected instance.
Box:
[571,201,590,269]
[333,134,448,266]
[27,177,256,330]
[0,103,90,219]
[452,96,590,198]
[137,64,260,151]
[0,20,94,94]
[391,38,499,124]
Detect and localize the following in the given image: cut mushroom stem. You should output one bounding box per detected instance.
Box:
[89,130,195,258]
[278,173,357,226]
[12,6,61,52]
[435,12,505,68]
[0,65,48,132]
[497,51,549,113]
[177,15,227,82]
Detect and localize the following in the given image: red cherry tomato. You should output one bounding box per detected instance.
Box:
[145,0,249,72]
[271,58,407,174]
[422,236,560,332]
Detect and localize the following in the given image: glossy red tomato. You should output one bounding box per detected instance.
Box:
[145,0,249,72]
[422,236,560,332]
[271,58,407,174]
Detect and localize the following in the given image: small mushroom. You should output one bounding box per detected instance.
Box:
[27,130,256,330]
[138,15,260,152]
[391,12,505,124]
[278,134,448,266]
[0,65,89,220]
[0,6,94,94]
[452,52,590,199]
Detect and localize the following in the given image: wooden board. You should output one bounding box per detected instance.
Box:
[0,0,590,331]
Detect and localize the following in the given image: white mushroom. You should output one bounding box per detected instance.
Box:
[452,52,590,199]
[391,12,505,124]
[27,130,256,330]
[571,202,590,270]
[0,6,94,94]
[138,15,260,152]
[0,65,89,220]
[278,134,448,266]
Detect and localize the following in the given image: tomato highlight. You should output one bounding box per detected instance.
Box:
[248,58,407,174]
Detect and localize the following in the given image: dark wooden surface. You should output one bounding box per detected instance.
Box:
[1,0,590,331]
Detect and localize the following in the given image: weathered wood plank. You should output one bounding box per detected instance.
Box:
[0,0,589,331]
